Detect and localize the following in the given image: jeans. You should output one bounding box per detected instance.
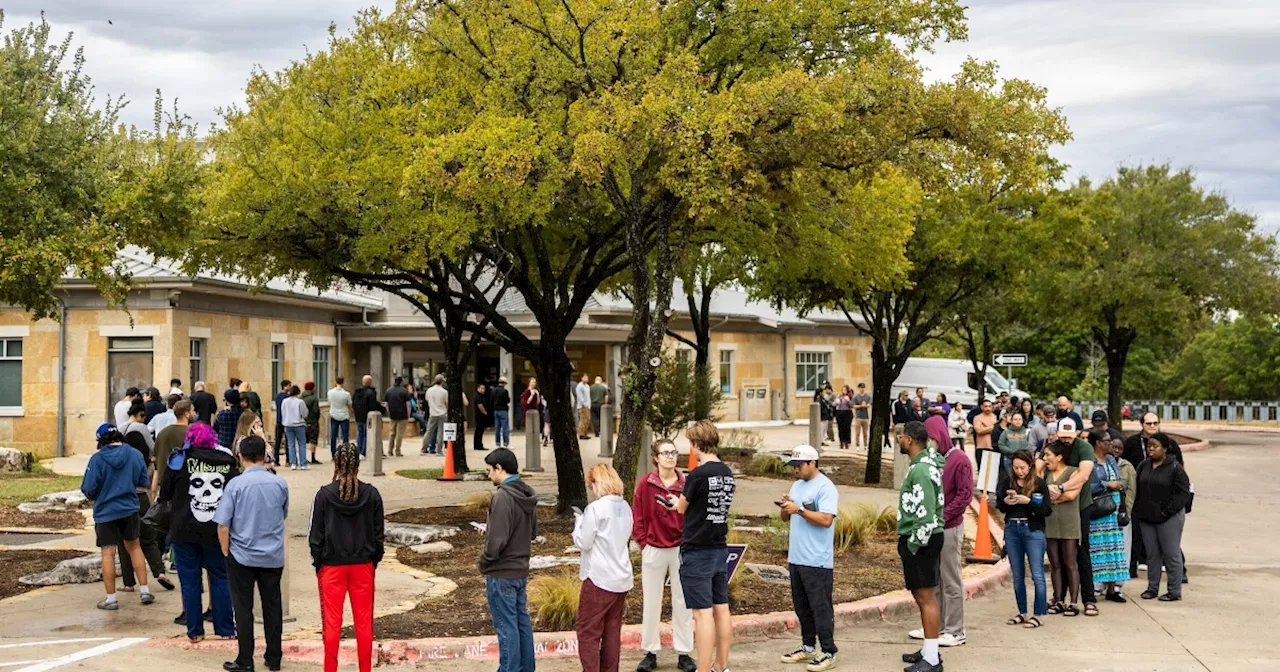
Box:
[1005,520,1048,616]
[227,555,283,670]
[486,576,535,672]
[173,541,234,639]
[411,411,427,434]
[789,564,837,654]
[494,411,510,447]
[356,419,368,456]
[424,414,445,453]
[329,417,350,452]
[284,425,306,466]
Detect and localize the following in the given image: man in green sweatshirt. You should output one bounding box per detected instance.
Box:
[897,421,946,672]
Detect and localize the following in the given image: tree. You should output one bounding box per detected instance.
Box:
[1163,316,1280,400]
[1043,166,1280,427]
[0,14,196,318]
[645,350,724,439]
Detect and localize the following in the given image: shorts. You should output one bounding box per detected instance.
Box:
[898,533,944,591]
[679,546,728,609]
[305,421,319,445]
[95,513,141,548]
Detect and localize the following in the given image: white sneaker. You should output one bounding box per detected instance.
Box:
[1139,563,1148,571]
[908,628,923,640]
[938,633,966,647]
[291,464,298,471]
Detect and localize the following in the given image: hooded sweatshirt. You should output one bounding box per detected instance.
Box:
[307,481,385,568]
[160,447,240,545]
[81,443,150,524]
[480,477,539,578]
[631,469,686,549]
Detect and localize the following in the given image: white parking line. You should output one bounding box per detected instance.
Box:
[11,638,147,672]
[0,639,112,650]
[0,661,46,668]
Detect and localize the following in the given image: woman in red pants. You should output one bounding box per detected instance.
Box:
[308,444,385,672]
[573,464,634,672]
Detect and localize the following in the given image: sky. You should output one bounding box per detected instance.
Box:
[5,0,1278,234]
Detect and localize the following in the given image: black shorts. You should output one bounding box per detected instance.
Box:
[679,546,728,609]
[305,422,319,444]
[95,513,141,548]
[899,533,943,591]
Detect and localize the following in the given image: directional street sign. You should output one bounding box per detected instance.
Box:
[993,353,1028,367]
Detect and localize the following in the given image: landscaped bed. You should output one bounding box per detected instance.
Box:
[0,466,87,530]
[0,549,86,600]
[369,503,904,640]
[719,448,896,489]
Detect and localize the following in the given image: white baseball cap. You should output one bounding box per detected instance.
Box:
[786,444,821,466]
[1057,418,1078,438]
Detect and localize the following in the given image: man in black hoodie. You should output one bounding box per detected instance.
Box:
[309,444,384,672]
[480,448,539,672]
[352,375,379,458]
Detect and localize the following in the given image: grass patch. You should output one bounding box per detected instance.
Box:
[0,464,82,508]
[528,570,581,630]
[744,452,788,477]
[396,468,444,480]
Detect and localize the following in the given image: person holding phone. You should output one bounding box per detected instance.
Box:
[777,445,839,671]
[574,465,633,672]
[632,440,694,672]
[997,449,1052,629]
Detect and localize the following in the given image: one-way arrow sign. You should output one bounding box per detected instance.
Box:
[993,353,1028,367]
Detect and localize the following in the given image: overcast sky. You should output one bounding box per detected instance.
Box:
[6,0,1277,234]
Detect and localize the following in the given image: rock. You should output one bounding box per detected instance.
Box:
[563,546,580,555]
[462,471,488,482]
[0,447,33,472]
[410,541,454,554]
[731,525,767,533]
[17,501,58,514]
[529,555,581,570]
[38,491,90,509]
[20,554,116,586]
[384,523,461,547]
[532,535,548,545]
[535,493,558,508]
[819,465,841,474]
[727,462,742,475]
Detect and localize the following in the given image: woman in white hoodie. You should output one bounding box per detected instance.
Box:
[573,463,634,672]
[948,403,969,451]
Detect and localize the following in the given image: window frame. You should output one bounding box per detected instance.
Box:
[271,342,285,395]
[188,338,206,387]
[0,338,24,414]
[794,350,831,395]
[312,345,331,394]
[718,348,734,396]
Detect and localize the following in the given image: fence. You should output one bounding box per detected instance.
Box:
[1074,399,1280,424]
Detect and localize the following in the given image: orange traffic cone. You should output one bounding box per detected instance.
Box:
[966,494,999,564]
[437,441,462,481]
[687,448,699,471]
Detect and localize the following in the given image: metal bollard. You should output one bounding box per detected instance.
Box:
[369,411,384,477]
[808,402,822,452]
[598,404,615,458]
[253,544,295,623]
[525,409,544,472]
[639,425,653,473]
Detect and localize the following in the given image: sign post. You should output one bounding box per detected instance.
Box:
[992,353,1028,393]
[438,422,461,481]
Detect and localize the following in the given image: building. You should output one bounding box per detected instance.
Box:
[1,250,873,457]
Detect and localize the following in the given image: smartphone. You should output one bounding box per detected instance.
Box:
[773,500,785,507]
[470,521,487,532]
[656,494,674,508]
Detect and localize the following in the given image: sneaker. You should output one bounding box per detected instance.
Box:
[97,598,119,611]
[902,651,943,665]
[1158,593,1182,602]
[781,647,815,664]
[311,457,322,465]
[189,635,205,644]
[677,654,696,672]
[290,465,298,471]
[937,633,965,647]
[140,592,155,605]
[175,613,187,625]
[904,660,943,672]
[636,652,658,672]
[805,652,835,671]
[907,628,924,640]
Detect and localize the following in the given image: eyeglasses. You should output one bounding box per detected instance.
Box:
[1143,421,1160,426]
[657,451,680,458]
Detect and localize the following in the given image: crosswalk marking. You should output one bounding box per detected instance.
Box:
[0,639,113,651]
[11,638,148,672]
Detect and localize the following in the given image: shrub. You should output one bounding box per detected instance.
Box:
[461,491,493,515]
[645,350,724,439]
[763,515,791,553]
[744,452,787,477]
[721,429,763,456]
[869,505,898,534]
[834,505,874,553]
[528,570,581,630]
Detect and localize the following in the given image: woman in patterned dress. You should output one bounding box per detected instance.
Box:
[1087,430,1129,601]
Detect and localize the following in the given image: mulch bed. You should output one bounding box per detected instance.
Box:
[721,450,897,489]
[0,549,86,600]
[0,506,85,531]
[370,506,903,639]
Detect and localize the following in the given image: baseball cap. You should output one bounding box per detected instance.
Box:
[1091,409,1109,425]
[786,444,820,466]
[1046,421,1060,434]
[1058,418,1078,437]
[95,422,116,439]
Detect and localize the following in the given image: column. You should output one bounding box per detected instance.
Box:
[390,344,404,382]
[369,345,384,390]
[525,409,544,472]
[500,347,514,382]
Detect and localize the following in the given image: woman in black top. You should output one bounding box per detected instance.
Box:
[997,449,1053,628]
[1134,433,1190,601]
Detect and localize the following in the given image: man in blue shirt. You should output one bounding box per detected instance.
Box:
[778,444,839,671]
[215,436,289,672]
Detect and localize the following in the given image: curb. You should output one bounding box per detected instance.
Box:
[146,503,1012,666]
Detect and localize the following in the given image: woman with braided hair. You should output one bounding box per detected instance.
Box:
[308,443,384,672]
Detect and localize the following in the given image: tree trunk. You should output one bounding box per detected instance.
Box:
[1099,324,1137,433]
[865,351,897,484]
[441,344,469,474]
[693,339,711,421]
[534,337,588,513]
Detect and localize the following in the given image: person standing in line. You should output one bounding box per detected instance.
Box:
[1134,433,1190,601]
[480,448,539,672]
[423,375,449,455]
[119,404,169,592]
[309,444,385,672]
[215,389,245,451]
[632,440,695,672]
[407,384,427,434]
[114,387,141,428]
[664,421,737,672]
[851,383,872,451]
[1046,417,1099,616]
[1028,405,1055,451]
[281,386,309,471]
[997,449,1052,629]
[1040,440,1082,616]
[492,377,512,449]
[1056,396,1083,432]
[576,374,594,440]
[238,381,263,419]
[148,394,181,436]
[1121,413,1184,472]
[474,381,492,452]
[590,376,609,437]
[813,382,833,447]
[383,377,411,457]
[191,381,219,426]
[144,387,167,424]
[1111,438,1137,593]
[896,421,946,672]
[777,444,839,672]
[81,424,155,610]
[328,377,353,455]
[929,393,951,417]
[1087,430,1129,603]
[574,464,634,672]
[891,390,914,441]
[168,378,184,398]
[913,414,970,648]
[822,384,837,444]
[300,382,322,465]
[947,403,968,452]
[352,375,379,459]
[832,386,854,451]
[216,436,288,672]
[272,380,292,465]
[972,399,998,471]
[153,400,193,498]
[159,423,239,642]
[1090,409,1123,443]
[520,378,544,445]
[998,412,1031,475]
[913,387,931,414]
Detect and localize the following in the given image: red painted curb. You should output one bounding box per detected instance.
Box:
[146,503,1012,665]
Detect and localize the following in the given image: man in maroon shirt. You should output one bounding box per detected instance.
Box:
[911,416,973,647]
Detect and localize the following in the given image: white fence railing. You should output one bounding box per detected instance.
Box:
[1074,399,1280,424]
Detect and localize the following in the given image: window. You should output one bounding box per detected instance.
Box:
[312,345,331,393]
[718,349,734,395]
[0,339,22,409]
[108,337,153,419]
[189,338,205,386]
[795,351,830,394]
[271,343,285,394]
[676,348,691,364]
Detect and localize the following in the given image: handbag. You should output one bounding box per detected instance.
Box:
[142,499,172,533]
[1089,491,1117,520]
[1116,497,1130,527]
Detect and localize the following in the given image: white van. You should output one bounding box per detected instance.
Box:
[892,357,1033,408]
